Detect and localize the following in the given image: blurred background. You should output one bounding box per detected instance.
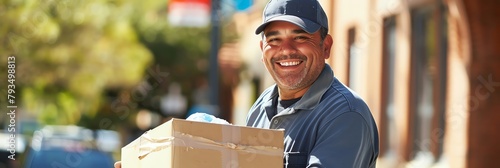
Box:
[0,0,499,168]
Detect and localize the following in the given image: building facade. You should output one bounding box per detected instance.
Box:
[230,0,500,167]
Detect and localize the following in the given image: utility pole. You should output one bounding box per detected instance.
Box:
[209,0,220,113]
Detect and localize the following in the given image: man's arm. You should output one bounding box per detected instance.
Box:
[308,112,377,168]
[114,161,121,168]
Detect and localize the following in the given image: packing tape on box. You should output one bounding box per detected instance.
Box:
[137,131,282,163]
[221,125,240,167]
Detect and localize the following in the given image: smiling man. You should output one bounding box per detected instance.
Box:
[246,0,379,167]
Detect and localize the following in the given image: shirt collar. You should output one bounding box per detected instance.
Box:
[267,64,335,110]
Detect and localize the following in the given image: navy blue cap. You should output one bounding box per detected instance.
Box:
[255,0,329,35]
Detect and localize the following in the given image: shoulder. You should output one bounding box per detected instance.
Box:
[316,82,379,154]
[312,78,376,132]
[322,78,372,115]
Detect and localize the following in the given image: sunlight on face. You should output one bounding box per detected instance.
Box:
[260,21,331,99]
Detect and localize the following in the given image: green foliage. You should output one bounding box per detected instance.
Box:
[0,0,238,127]
[0,0,155,125]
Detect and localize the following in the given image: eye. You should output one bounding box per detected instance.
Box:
[266,38,280,44]
[294,36,309,41]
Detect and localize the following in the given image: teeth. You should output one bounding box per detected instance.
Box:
[279,61,300,66]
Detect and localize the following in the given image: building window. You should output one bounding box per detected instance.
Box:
[347,28,360,89]
[380,16,398,162]
[408,3,448,166]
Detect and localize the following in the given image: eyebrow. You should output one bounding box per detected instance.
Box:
[264,29,309,38]
[292,29,308,34]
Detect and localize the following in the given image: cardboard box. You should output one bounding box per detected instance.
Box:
[121,118,284,168]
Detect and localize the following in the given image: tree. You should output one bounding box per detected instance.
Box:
[0,0,153,125]
[0,0,239,127]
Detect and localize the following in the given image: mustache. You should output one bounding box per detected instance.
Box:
[271,54,307,62]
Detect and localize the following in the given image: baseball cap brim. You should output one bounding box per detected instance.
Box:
[254,15,321,35]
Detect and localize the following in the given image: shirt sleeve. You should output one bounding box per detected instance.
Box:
[307,112,377,168]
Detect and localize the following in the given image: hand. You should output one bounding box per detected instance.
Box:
[114,161,121,168]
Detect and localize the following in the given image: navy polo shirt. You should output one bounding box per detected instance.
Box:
[246,64,379,168]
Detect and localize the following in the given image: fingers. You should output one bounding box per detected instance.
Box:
[114,161,121,168]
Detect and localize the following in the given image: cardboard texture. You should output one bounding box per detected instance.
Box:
[121,118,284,168]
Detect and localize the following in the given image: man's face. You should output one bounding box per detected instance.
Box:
[260,21,332,99]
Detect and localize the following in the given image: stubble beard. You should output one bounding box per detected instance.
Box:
[276,63,323,91]
[275,68,309,91]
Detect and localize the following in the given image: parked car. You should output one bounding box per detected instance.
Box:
[24,125,116,168]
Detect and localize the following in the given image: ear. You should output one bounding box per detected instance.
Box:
[323,34,333,59]
[259,40,265,63]
[259,40,263,51]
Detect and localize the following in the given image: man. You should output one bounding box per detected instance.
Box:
[115,0,378,167]
[246,0,379,167]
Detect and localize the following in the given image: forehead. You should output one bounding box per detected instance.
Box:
[263,21,308,34]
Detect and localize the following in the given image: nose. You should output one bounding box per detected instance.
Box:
[280,40,297,56]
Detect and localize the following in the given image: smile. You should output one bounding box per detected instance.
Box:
[278,61,302,67]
